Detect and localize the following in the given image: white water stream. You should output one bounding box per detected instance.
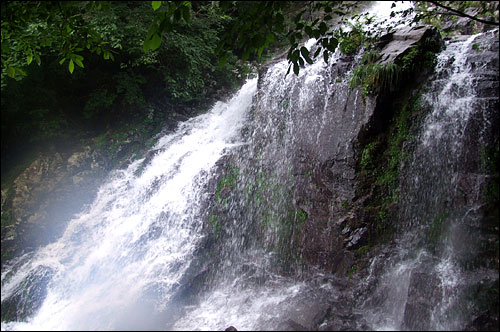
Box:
[1,80,259,331]
[361,28,499,331]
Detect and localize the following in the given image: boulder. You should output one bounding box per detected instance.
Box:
[378,25,442,64]
[1,146,108,262]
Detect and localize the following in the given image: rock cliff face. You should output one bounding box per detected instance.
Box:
[204,25,443,274]
[1,147,108,262]
[202,24,498,330]
[0,125,164,264]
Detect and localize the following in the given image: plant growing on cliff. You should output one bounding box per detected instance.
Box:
[350,62,401,96]
[296,208,308,224]
[360,142,378,172]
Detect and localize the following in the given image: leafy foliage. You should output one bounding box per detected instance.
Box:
[1,0,498,166]
[1,1,246,162]
[1,1,118,86]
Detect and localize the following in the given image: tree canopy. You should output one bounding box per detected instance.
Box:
[2,1,498,86]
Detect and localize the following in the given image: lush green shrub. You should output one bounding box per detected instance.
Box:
[83,89,117,120]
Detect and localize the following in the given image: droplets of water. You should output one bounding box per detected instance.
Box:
[1,79,258,331]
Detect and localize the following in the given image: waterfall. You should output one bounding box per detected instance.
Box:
[1,4,497,331]
[1,80,258,331]
[360,28,499,331]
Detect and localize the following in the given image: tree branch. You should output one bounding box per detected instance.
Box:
[424,1,499,26]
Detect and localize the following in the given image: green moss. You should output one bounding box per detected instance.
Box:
[481,144,500,203]
[296,208,308,224]
[355,245,372,256]
[282,98,290,109]
[351,38,439,97]
[357,89,424,246]
[1,208,14,228]
[360,141,378,172]
[350,62,401,96]
[338,28,364,55]
[216,165,239,204]
[347,264,358,278]
[375,93,419,195]
[209,214,221,234]
[427,211,450,248]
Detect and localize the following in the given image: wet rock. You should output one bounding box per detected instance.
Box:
[401,269,442,330]
[277,319,308,331]
[11,153,65,224]
[1,145,109,263]
[272,288,332,331]
[465,311,500,331]
[0,265,54,322]
[344,227,368,250]
[378,25,442,65]
[331,250,354,277]
[67,146,92,171]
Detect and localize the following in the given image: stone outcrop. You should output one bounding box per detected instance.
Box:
[250,25,442,274]
[1,146,108,263]
[200,23,497,331]
[378,25,442,64]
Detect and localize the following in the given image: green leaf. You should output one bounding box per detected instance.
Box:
[74,57,84,68]
[59,58,66,65]
[301,47,313,64]
[27,54,33,65]
[298,56,304,67]
[152,1,161,11]
[143,39,151,53]
[293,62,299,75]
[326,38,338,52]
[305,25,312,36]
[265,33,275,45]
[68,59,75,73]
[174,8,181,22]
[181,5,190,23]
[314,47,322,58]
[218,52,228,68]
[323,50,329,63]
[294,10,305,23]
[7,66,15,78]
[319,21,328,35]
[150,33,161,51]
[300,46,309,57]
[16,68,27,76]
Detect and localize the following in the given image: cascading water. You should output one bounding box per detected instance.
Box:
[360,28,499,331]
[1,80,259,331]
[1,3,498,331]
[172,40,344,331]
